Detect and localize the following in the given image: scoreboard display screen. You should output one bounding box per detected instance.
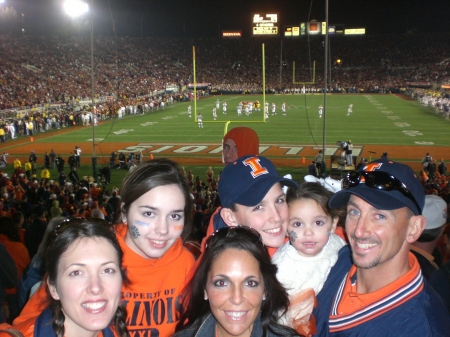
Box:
[284,26,300,37]
[252,13,279,36]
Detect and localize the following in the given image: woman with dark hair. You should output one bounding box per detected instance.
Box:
[16,159,196,337]
[174,227,302,337]
[114,158,195,336]
[5,218,128,337]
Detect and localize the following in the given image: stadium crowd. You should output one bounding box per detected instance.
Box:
[1,32,450,336]
[1,33,450,113]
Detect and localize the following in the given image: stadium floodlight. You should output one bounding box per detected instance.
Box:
[63,0,89,18]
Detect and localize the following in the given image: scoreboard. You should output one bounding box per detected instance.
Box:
[284,22,347,37]
[252,13,279,36]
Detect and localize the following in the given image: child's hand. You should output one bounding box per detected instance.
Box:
[286,288,317,336]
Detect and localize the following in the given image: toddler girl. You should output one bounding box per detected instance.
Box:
[272,182,347,336]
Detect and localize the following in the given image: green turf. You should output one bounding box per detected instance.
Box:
[38,93,449,147]
[70,164,309,192]
[15,93,447,191]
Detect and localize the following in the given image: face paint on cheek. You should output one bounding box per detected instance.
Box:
[130,225,141,239]
[135,219,149,227]
[289,230,298,242]
[173,225,184,231]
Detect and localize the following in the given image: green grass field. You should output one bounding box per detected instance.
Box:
[39,93,448,147]
[7,93,448,189]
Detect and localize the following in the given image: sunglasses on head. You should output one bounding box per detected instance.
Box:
[342,170,422,215]
[205,226,263,249]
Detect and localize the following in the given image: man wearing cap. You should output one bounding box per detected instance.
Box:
[411,195,447,279]
[313,159,450,335]
[202,155,297,255]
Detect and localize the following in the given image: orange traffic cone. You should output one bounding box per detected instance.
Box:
[302,157,305,163]
[30,137,34,142]
[150,154,154,160]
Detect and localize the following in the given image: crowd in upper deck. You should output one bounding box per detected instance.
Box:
[1,33,449,110]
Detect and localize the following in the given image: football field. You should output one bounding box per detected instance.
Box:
[3,93,449,186]
[30,93,448,146]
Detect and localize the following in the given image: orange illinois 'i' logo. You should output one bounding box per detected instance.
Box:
[243,157,269,178]
[360,162,383,183]
[363,162,383,172]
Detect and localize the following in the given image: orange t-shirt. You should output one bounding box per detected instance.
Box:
[115,224,195,336]
[14,224,195,337]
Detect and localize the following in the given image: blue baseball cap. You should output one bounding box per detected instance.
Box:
[218,155,298,208]
[329,159,425,215]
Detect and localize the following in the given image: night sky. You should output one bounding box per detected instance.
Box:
[7,0,450,37]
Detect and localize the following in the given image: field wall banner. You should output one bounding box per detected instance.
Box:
[186,83,211,89]
[406,81,432,88]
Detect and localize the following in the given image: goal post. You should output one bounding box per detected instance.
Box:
[292,60,316,85]
[192,45,268,131]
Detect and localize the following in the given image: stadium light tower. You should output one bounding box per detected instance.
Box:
[64,0,98,183]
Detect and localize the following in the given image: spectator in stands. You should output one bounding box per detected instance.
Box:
[174,226,301,337]
[411,195,448,278]
[314,159,450,335]
[89,201,107,220]
[222,127,259,164]
[49,199,63,219]
[202,155,298,257]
